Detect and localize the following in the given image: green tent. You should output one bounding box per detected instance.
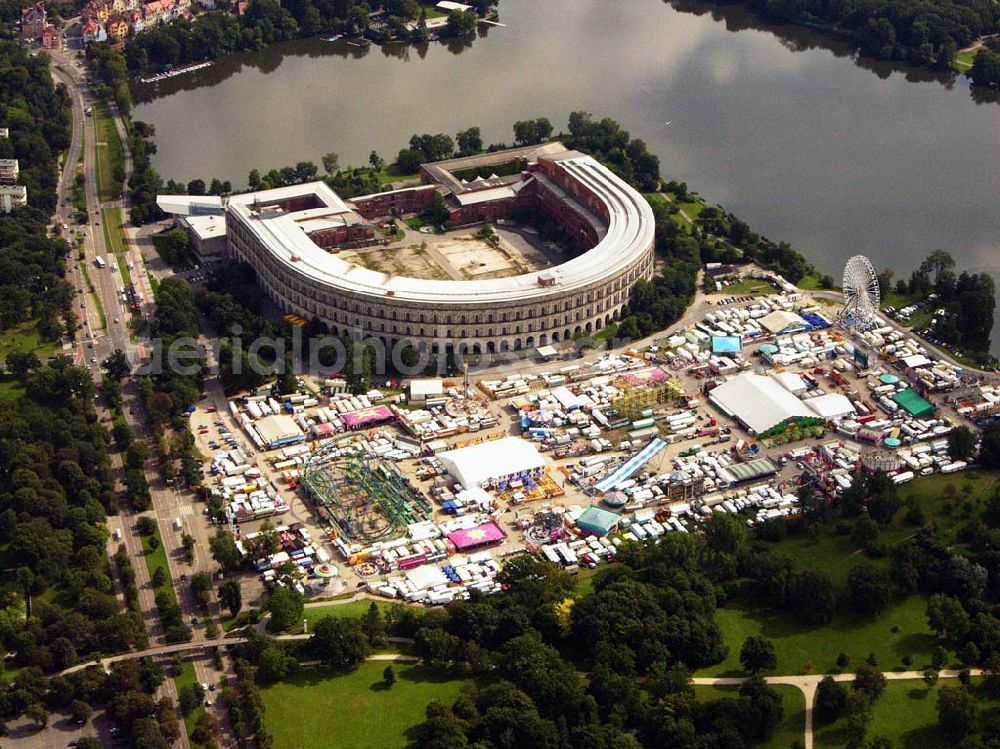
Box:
[892,388,935,418]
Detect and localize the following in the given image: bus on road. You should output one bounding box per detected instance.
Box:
[94,256,106,268]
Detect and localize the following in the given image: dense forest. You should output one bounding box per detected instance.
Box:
[970,39,1000,86]
[0,361,148,688]
[695,0,1000,68]
[123,0,498,73]
[886,250,997,354]
[0,43,75,341]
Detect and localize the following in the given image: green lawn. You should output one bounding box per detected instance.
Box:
[261,661,469,749]
[0,320,61,361]
[420,4,447,18]
[816,678,1000,748]
[702,472,1000,677]
[94,102,124,203]
[80,263,107,330]
[175,659,207,747]
[713,277,777,297]
[0,374,25,400]
[706,595,934,677]
[141,526,176,602]
[301,600,422,632]
[954,48,977,71]
[695,684,806,749]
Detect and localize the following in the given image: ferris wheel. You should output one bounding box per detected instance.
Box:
[840,255,880,329]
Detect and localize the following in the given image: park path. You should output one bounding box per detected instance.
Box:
[955,34,999,67]
[691,669,984,749]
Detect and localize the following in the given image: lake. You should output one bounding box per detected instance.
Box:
[134,0,1000,337]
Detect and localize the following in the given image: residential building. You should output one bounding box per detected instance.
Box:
[0,185,28,214]
[20,2,47,40]
[106,15,128,40]
[0,159,19,186]
[41,24,61,49]
[81,18,108,42]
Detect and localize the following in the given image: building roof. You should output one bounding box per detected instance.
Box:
[405,565,448,591]
[893,388,935,417]
[435,0,471,10]
[711,335,741,354]
[760,309,806,334]
[709,374,814,434]
[577,504,620,535]
[182,214,226,240]
[448,521,506,550]
[804,393,856,419]
[408,378,444,397]
[254,414,303,446]
[902,354,932,369]
[210,144,654,306]
[773,371,808,393]
[438,437,545,488]
[156,194,224,215]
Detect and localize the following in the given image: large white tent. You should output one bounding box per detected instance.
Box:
[438,437,546,489]
[709,374,813,434]
[805,393,856,420]
[760,309,806,334]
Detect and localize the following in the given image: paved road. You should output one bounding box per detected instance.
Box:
[49,53,133,366]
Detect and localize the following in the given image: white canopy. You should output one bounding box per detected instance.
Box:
[804,393,856,419]
[405,565,448,591]
[439,437,546,488]
[760,309,805,334]
[709,374,813,434]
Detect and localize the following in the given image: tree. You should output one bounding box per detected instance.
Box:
[982,423,1000,469]
[137,516,158,536]
[368,150,385,172]
[151,566,167,588]
[210,531,242,572]
[25,702,47,728]
[740,635,777,674]
[178,681,204,714]
[848,562,893,617]
[256,645,296,684]
[704,511,746,556]
[970,47,1000,88]
[853,663,887,701]
[383,665,396,689]
[844,690,873,749]
[815,675,848,723]
[218,580,242,617]
[69,698,93,723]
[923,667,939,688]
[937,685,977,739]
[6,351,41,378]
[190,572,213,609]
[322,151,340,176]
[309,616,370,667]
[456,126,482,156]
[186,179,206,195]
[445,8,477,37]
[181,532,195,563]
[738,675,784,740]
[926,594,971,645]
[787,569,836,625]
[429,192,450,226]
[102,349,131,381]
[947,426,976,462]
[266,586,304,633]
[125,440,150,469]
